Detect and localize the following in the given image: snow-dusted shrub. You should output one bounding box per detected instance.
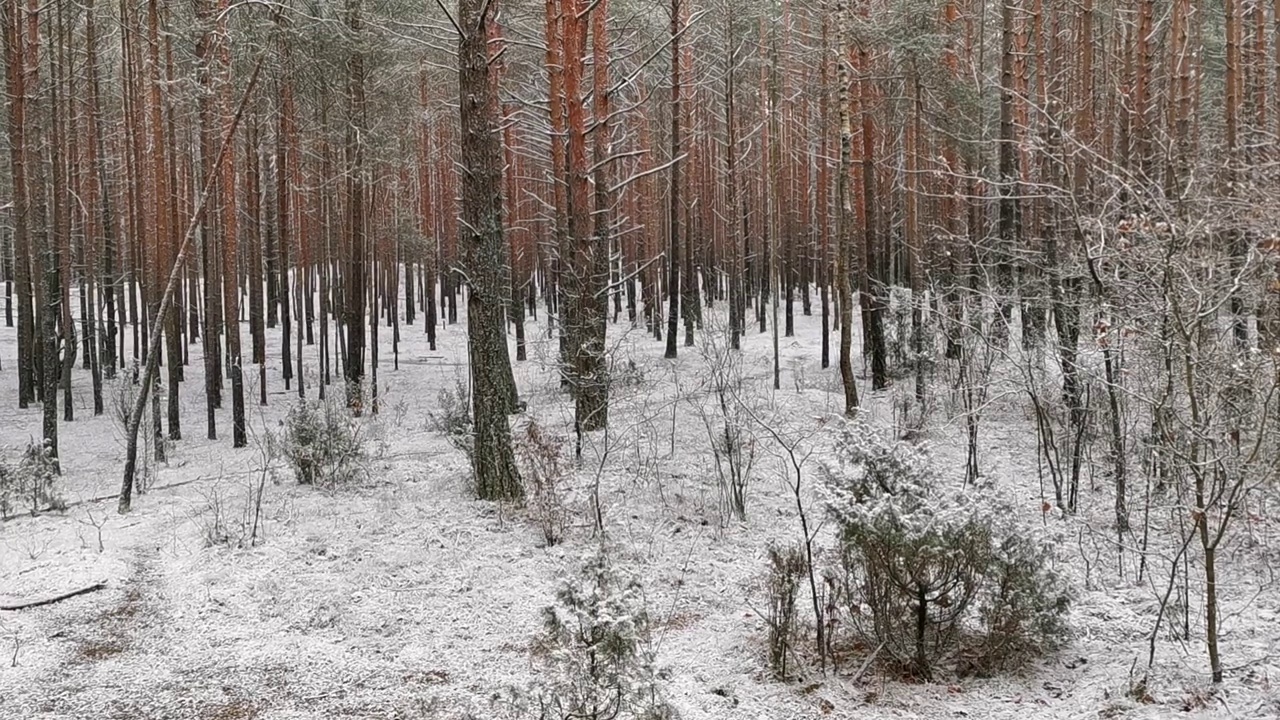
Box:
[822,423,1071,678]
[972,531,1073,675]
[694,323,756,522]
[194,484,243,548]
[279,398,365,487]
[0,440,64,519]
[710,415,755,522]
[758,542,807,679]
[427,376,474,465]
[111,373,134,429]
[531,547,677,720]
[515,420,570,546]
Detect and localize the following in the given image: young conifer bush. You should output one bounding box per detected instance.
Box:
[531,547,678,720]
[759,542,808,679]
[0,440,64,519]
[822,423,1071,678]
[514,420,570,546]
[279,398,366,487]
[427,376,475,466]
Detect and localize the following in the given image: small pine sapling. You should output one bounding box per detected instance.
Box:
[0,441,64,518]
[757,542,808,679]
[278,398,366,487]
[515,419,570,546]
[427,375,475,467]
[531,547,678,720]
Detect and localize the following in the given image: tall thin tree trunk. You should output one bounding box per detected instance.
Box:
[859,47,887,390]
[3,0,35,407]
[906,75,925,405]
[995,0,1019,348]
[343,0,367,413]
[247,111,266,405]
[53,0,76,425]
[836,1,859,415]
[197,0,221,439]
[145,0,180,441]
[216,0,245,447]
[27,0,58,460]
[86,0,117,381]
[725,1,742,352]
[1224,0,1247,348]
[767,12,781,389]
[567,0,610,431]
[817,8,830,368]
[278,29,294,392]
[681,1,697,348]
[81,0,104,414]
[664,0,682,360]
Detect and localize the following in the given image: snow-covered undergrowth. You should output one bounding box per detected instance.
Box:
[0,298,1277,720]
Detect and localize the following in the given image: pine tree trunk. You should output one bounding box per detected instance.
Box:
[86,0,117,380]
[81,2,104,414]
[681,2,696,348]
[567,0,609,432]
[25,0,57,458]
[278,26,294,392]
[4,0,36,407]
[664,0,681,360]
[906,75,925,405]
[343,0,367,413]
[197,0,221,439]
[994,0,1018,348]
[1224,0,1247,348]
[726,3,742,352]
[246,112,266,405]
[458,0,521,501]
[541,0,565,364]
[835,1,859,415]
[767,13,781,390]
[145,0,180,441]
[817,8,830,367]
[216,0,245,447]
[40,216,60,464]
[859,48,887,391]
[417,75,437,351]
[486,27,518,411]
[52,1,76,425]
[506,119,526,361]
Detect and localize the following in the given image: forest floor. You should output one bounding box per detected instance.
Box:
[1,298,1278,719]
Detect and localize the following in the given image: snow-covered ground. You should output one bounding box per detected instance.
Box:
[1,290,1277,719]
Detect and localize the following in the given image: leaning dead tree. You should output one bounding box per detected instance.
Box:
[118,11,277,514]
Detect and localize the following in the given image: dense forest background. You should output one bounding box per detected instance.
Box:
[4,0,1277,465]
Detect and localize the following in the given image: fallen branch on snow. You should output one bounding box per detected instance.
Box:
[0,582,107,611]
